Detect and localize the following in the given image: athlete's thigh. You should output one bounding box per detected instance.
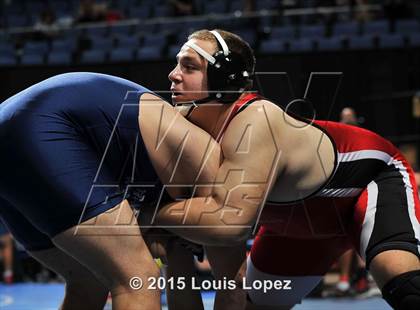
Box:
[246,226,350,307]
[30,246,106,288]
[351,160,420,268]
[0,196,54,251]
[52,200,160,292]
[0,109,126,240]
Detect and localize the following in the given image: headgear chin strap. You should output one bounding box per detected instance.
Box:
[185,30,253,104]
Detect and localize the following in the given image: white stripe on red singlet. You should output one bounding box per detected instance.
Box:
[337,150,393,164]
[360,181,379,260]
[392,159,420,254]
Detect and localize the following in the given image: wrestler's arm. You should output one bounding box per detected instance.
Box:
[139,94,212,309]
[139,93,221,198]
[153,100,282,245]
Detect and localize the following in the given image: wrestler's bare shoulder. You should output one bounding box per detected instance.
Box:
[237,98,306,129]
[228,98,283,128]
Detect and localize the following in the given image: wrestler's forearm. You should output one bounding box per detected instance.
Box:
[153,197,253,246]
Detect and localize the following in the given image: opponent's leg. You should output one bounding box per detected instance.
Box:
[206,243,247,310]
[370,250,420,289]
[165,239,204,310]
[53,200,161,310]
[0,197,108,309]
[335,249,353,294]
[30,247,109,310]
[244,226,349,309]
[0,199,107,307]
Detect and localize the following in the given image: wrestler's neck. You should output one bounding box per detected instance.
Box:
[187,98,236,140]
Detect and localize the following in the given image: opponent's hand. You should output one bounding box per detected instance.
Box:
[143,228,175,264]
[176,238,205,262]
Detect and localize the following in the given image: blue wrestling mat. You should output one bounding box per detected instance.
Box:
[0,283,391,309]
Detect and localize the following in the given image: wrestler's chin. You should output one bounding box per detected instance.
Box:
[172,95,191,104]
[171,95,181,104]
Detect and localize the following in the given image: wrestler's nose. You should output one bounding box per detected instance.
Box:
[168,65,182,84]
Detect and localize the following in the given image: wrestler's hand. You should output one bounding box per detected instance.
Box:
[176,238,205,262]
[143,228,204,263]
[143,228,176,264]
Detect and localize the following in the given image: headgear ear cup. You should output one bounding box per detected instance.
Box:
[207,49,251,102]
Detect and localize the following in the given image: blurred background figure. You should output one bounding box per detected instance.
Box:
[243,0,256,13]
[340,107,359,126]
[34,7,59,39]
[399,144,418,171]
[76,0,106,24]
[104,2,124,23]
[333,250,371,297]
[353,0,373,22]
[168,0,197,17]
[0,219,14,284]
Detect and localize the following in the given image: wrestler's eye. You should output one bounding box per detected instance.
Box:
[182,63,197,71]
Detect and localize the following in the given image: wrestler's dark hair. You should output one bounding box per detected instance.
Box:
[188,29,256,91]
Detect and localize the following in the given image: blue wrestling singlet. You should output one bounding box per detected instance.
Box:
[0,72,161,250]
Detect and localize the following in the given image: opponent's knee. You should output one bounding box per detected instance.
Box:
[382,270,420,310]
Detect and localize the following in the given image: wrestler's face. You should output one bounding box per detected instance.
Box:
[168,39,216,103]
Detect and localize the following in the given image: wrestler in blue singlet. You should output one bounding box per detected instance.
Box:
[0,72,160,251]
